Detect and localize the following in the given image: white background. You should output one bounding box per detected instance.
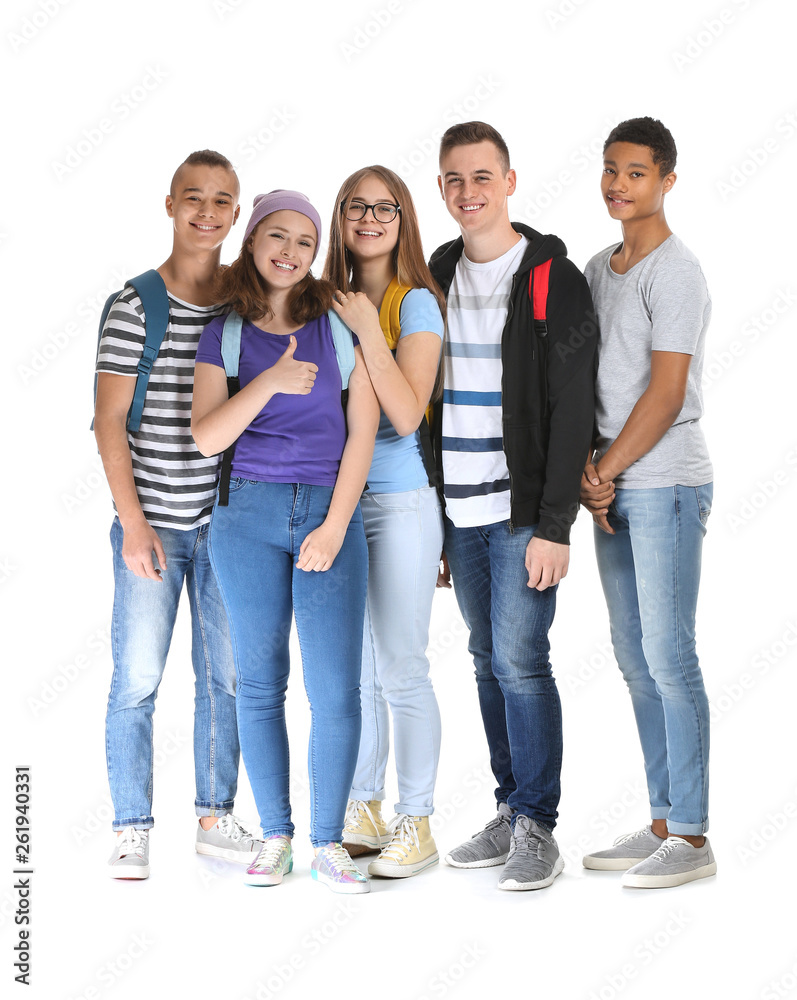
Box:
[3,0,796,997]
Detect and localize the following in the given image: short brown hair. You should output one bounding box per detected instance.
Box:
[439,122,510,175]
[170,149,239,198]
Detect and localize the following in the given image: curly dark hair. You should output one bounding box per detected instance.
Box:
[603,118,677,176]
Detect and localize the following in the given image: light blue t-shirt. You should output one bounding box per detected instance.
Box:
[365,287,444,494]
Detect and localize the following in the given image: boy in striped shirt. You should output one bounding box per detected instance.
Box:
[430,122,596,891]
[95,150,260,878]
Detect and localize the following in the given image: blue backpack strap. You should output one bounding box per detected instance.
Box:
[221,311,243,378]
[126,269,170,432]
[327,308,355,389]
[217,311,244,507]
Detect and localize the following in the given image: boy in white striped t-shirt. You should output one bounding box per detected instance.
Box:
[429,122,596,891]
[95,151,260,879]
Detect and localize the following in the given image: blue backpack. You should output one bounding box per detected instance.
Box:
[91,269,170,431]
[216,308,356,506]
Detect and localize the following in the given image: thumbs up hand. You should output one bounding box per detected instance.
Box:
[267,336,319,395]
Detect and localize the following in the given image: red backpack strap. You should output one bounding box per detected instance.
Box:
[528,257,553,337]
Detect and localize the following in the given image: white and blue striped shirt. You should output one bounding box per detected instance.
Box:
[442,237,528,527]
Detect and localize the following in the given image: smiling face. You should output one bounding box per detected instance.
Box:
[166,164,240,250]
[438,140,516,237]
[247,209,318,290]
[342,174,401,266]
[601,142,676,224]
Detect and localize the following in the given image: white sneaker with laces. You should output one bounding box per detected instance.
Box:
[622,836,717,888]
[108,826,150,879]
[582,825,666,871]
[195,814,263,864]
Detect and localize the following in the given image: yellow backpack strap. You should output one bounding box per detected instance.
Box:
[379,277,436,429]
[378,275,412,352]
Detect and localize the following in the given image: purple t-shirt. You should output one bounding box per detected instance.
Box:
[195,312,346,486]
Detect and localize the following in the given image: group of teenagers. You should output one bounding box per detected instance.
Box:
[96,116,716,895]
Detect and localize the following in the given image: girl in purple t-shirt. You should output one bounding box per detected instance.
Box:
[192,190,378,894]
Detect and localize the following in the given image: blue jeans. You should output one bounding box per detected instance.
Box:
[444,518,562,830]
[105,518,239,830]
[594,484,713,836]
[208,480,368,847]
[351,487,443,816]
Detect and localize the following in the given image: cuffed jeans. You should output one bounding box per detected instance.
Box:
[351,486,443,816]
[444,518,562,831]
[105,517,239,831]
[594,483,712,836]
[209,480,368,847]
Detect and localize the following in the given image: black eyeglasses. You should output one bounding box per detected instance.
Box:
[342,200,401,223]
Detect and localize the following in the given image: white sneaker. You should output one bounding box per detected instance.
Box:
[622,836,717,888]
[582,826,666,871]
[108,827,150,879]
[195,814,263,864]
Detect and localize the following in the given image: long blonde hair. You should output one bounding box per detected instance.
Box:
[323,166,446,318]
[323,165,446,401]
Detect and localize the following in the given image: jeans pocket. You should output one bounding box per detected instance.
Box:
[696,484,712,525]
[227,477,251,494]
[367,489,421,513]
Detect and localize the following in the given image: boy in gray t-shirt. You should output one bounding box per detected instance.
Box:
[579,117,716,889]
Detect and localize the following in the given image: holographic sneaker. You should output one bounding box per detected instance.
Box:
[244,835,293,887]
[311,843,370,894]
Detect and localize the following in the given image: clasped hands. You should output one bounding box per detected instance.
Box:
[580,460,616,535]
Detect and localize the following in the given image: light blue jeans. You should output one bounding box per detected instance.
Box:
[594,483,713,836]
[105,518,239,830]
[351,487,443,816]
[209,480,368,846]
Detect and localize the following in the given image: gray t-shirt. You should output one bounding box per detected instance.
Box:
[585,234,712,489]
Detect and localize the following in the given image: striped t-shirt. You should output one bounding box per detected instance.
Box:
[96,287,224,529]
[442,236,528,528]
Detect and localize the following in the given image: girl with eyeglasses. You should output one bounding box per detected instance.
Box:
[323,166,446,878]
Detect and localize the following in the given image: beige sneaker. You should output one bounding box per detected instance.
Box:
[342,799,389,856]
[367,814,439,878]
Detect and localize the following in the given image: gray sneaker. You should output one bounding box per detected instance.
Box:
[497,815,564,891]
[108,826,150,879]
[444,803,512,868]
[583,825,666,871]
[622,836,717,888]
[195,815,263,864]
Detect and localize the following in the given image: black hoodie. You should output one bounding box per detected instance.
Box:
[429,222,597,545]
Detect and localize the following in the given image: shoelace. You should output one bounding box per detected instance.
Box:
[321,844,363,877]
[252,837,290,872]
[475,810,510,839]
[613,827,651,847]
[511,822,545,859]
[344,799,378,833]
[647,837,688,862]
[378,815,419,861]
[118,826,147,859]
[217,814,256,845]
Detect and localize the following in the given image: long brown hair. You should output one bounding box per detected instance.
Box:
[215,218,333,324]
[323,165,446,400]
